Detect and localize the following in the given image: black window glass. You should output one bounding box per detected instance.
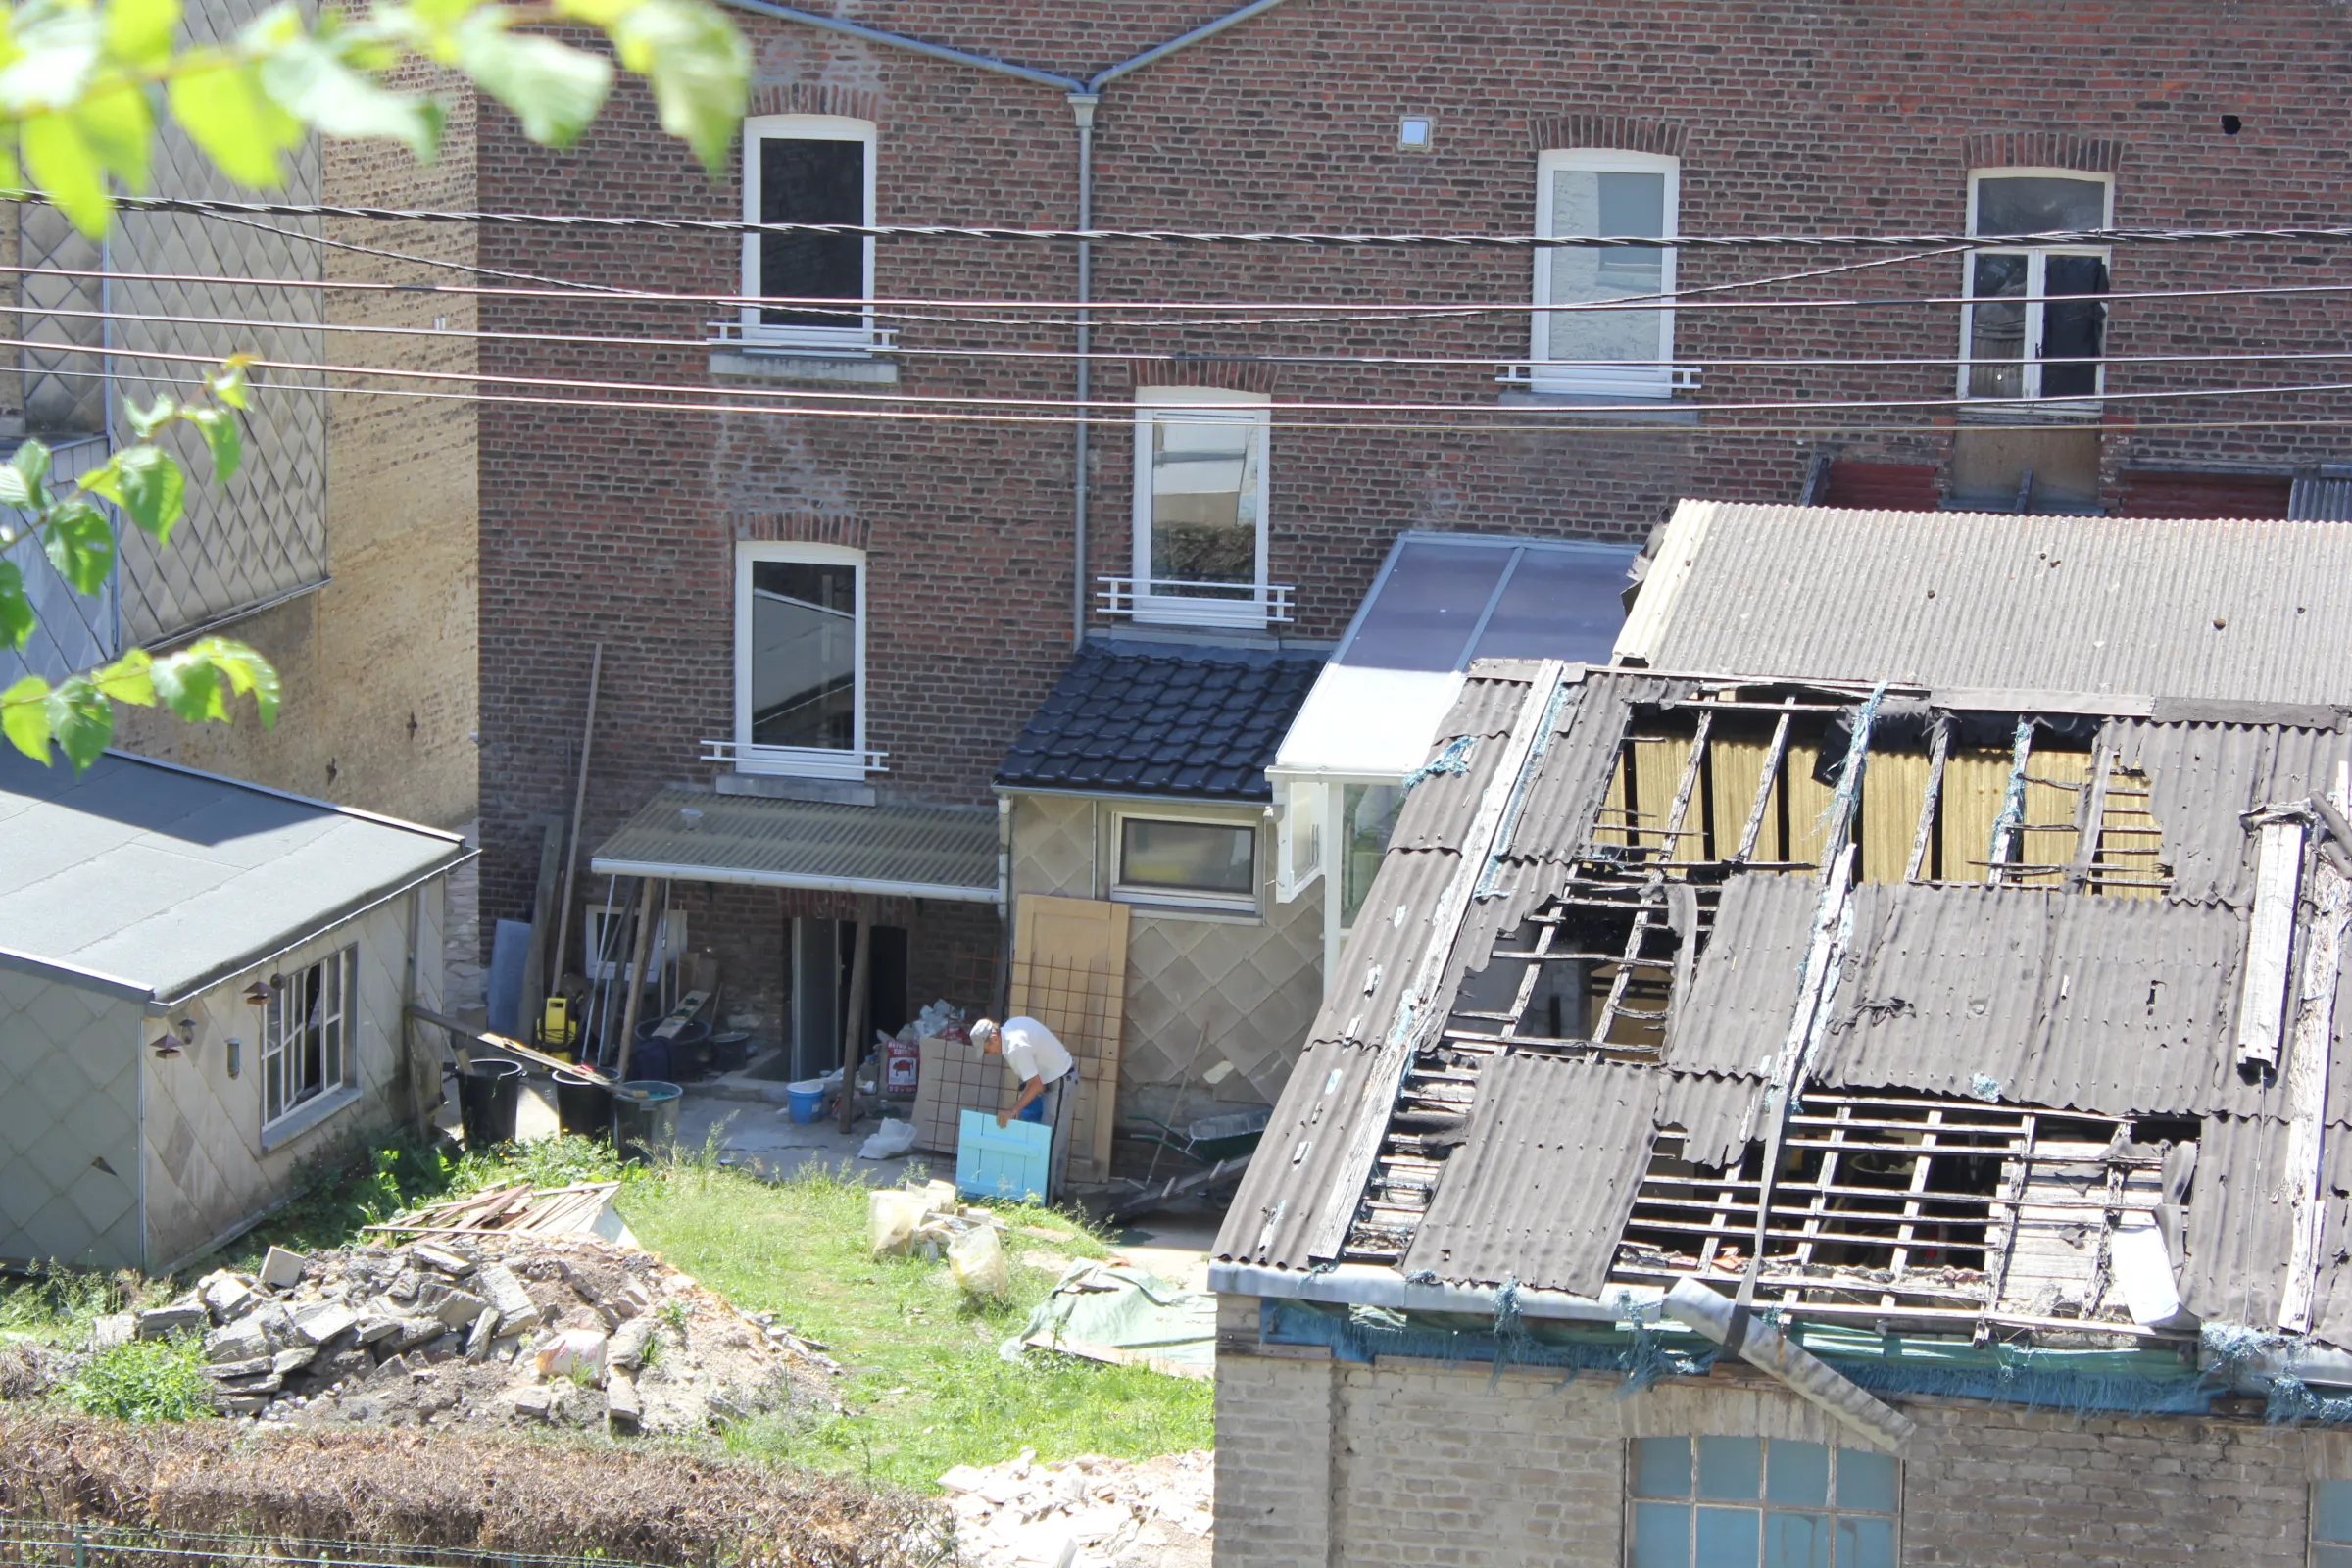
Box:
[2040,254,2109,397]
[759,138,864,328]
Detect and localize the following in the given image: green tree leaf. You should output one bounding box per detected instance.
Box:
[258,34,442,159]
[125,392,177,437]
[0,440,50,510]
[167,56,299,186]
[21,111,111,235]
[42,499,114,595]
[83,445,184,540]
[91,648,155,706]
[0,563,33,652]
[609,0,745,173]
[72,76,153,188]
[46,674,114,770]
[451,15,611,149]
[103,0,182,71]
[193,635,279,725]
[0,674,53,762]
[207,359,251,410]
[148,647,223,721]
[183,406,242,482]
[0,3,102,114]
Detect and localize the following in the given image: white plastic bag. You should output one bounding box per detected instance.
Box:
[948,1224,1011,1299]
[533,1327,608,1382]
[868,1188,928,1257]
[858,1118,917,1160]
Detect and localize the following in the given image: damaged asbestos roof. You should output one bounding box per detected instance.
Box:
[1217,652,2352,1363]
[996,641,1322,802]
[1616,501,2352,712]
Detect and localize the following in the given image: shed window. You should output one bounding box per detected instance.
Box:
[1532,149,1680,398]
[2315,1481,2352,1567]
[1629,1438,1897,1568]
[262,944,358,1129]
[740,115,876,349]
[733,541,867,779]
[1961,172,2111,403]
[1114,815,1258,913]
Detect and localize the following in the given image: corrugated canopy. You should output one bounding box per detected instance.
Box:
[0,749,466,1002]
[592,788,999,903]
[1618,500,2352,709]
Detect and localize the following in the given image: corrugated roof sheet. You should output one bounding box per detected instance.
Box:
[1387,668,1532,854]
[591,788,998,901]
[2290,476,2352,522]
[1217,1033,1387,1269]
[2111,720,2352,906]
[1661,872,1818,1079]
[994,641,1321,802]
[1625,501,2352,708]
[2181,1113,2293,1330]
[0,749,465,1001]
[1401,1054,1664,1294]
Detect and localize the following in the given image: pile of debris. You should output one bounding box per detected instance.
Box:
[938,1449,1213,1568]
[107,1223,827,1436]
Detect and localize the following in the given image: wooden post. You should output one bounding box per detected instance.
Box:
[2237,820,2306,1071]
[838,895,874,1131]
[612,876,658,1080]
[519,820,564,1051]
[550,642,605,1000]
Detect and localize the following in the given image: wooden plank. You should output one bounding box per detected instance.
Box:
[2236,820,2306,1070]
[2063,740,2119,893]
[2279,857,2349,1331]
[1009,894,1130,1184]
[519,821,564,1049]
[1902,719,1949,883]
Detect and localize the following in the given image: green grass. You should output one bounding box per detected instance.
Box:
[0,1266,135,1347]
[618,1161,1212,1491]
[64,1334,216,1421]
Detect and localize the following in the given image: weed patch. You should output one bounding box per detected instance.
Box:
[64,1337,215,1422]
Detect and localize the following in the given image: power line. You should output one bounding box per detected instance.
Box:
[38,334,2352,423]
[24,297,2352,379]
[55,191,2352,250]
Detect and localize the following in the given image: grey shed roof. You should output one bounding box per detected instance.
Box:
[0,749,466,1003]
[1616,500,2352,709]
[592,788,999,903]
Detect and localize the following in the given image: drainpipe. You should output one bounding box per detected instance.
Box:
[1068,92,1098,646]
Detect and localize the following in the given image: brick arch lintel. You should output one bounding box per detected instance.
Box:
[728,512,870,551]
[1125,358,1282,395]
[1961,132,2123,174]
[1528,114,1688,157]
[748,83,881,122]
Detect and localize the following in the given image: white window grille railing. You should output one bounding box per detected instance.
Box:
[702,738,888,776]
[708,319,899,355]
[1096,575,1295,627]
[1496,362,1702,394]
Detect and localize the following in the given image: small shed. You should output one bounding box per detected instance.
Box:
[0,748,468,1272]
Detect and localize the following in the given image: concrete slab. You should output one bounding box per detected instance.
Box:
[670,1092,930,1188]
[1108,1214,1222,1293]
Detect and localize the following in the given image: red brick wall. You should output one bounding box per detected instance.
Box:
[473,0,2352,984]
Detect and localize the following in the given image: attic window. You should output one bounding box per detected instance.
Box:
[1615,1093,2191,1332]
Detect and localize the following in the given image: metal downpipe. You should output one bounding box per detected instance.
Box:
[1069,93,1098,646]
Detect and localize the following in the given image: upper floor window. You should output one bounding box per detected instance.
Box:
[1130,388,1272,628]
[1628,1437,1897,1568]
[733,541,868,778]
[1532,149,1680,398]
[1961,171,2111,405]
[740,115,876,352]
[263,944,359,1131]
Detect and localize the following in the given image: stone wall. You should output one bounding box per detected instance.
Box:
[1213,1294,2344,1568]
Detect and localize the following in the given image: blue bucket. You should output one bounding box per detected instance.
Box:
[786,1078,830,1125]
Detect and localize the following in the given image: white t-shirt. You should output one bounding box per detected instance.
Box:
[998,1016,1074,1087]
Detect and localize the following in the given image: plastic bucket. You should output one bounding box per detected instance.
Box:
[458,1057,525,1148]
[711,1030,753,1073]
[786,1078,831,1125]
[552,1068,612,1141]
[626,1034,672,1084]
[611,1081,682,1163]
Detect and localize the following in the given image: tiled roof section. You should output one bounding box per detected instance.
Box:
[996,643,1323,802]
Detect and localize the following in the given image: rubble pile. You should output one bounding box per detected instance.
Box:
[104,1233,825,1435]
[938,1449,1213,1568]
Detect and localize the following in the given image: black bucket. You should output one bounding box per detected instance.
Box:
[612,1081,683,1164]
[458,1057,525,1148]
[635,1018,713,1080]
[711,1030,753,1073]
[553,1068,612,1141]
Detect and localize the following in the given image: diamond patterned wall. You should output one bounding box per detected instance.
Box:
[143,893,430,1271]
[109,0,327,644]
[1008,794,1326,1126]
[0,968,144,1268]
[17,205,103,433]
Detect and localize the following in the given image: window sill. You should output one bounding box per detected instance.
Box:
[709,349,900,384]
[261,1083,365,1153]
[1108,890,1264,925]
[1497,390,1700,424]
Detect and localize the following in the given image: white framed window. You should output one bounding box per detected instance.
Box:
[1960,170,2112,406]
[740,115,877,352]
[1628,1437,1898,1568]
[1111,810,1260,915]
[1532,149,1680,398]
[1131,387,1272,628]
[733,540,869,779]
[262,944,359,1131]
[583,906,688,983]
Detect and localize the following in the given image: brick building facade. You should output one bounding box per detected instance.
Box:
[470,0,2352,1066]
